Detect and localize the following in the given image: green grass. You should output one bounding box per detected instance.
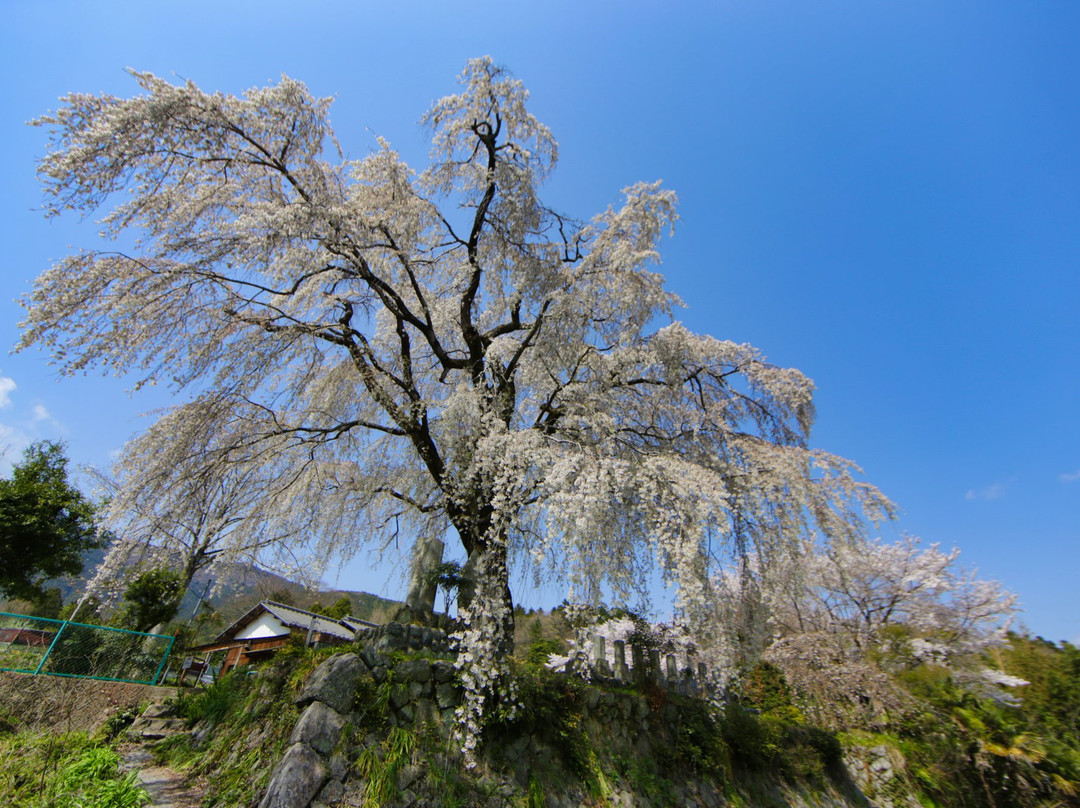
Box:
[0,730,149,808]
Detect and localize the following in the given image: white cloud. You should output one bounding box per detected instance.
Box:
[1059,469,1080,483]
[0,423,31,475]
[966,481,1008,501]
[0,399,65,475]
[0,374,15,409]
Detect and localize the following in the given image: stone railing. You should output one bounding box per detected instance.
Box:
[563,635,713,696]
[359,622,711,696]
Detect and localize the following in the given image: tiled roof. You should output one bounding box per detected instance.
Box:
[260,601,358,642]
[203,600,376,647]
[341,615,378,632]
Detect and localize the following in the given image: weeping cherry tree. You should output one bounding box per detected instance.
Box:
[20,58,891,751]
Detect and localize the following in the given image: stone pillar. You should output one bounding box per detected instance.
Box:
[682,662,696,696]
[404,535,445,618]
[648,649,661,685]
[613,640,628,681]
[593,635,610,677]
[631,644,646,684]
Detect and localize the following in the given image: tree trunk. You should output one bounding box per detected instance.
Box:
[456,541,516,656]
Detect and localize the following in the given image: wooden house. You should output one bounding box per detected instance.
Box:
[185,601,376,681]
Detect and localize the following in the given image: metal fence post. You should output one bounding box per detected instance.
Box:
[152,635,176,686]
[33,619,67,675]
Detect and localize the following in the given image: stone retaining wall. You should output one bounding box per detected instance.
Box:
[258,644,462,808]
[0,670,176,733]
[257,645,734,808]
[357,622,452,656]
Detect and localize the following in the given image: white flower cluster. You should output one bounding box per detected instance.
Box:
[451,536,518,768]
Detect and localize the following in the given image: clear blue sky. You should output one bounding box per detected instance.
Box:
[1,2,1077,641]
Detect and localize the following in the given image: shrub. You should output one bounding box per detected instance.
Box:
[488,665,592,777]
[175,671,247,725]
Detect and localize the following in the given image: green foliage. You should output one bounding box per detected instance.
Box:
[27,587,64,620]
[664,697,728,775]
[96,705,141,743]
[121,568,185,631]
[0,441,102,602]
[426,561,465,614]
[612,753,677,804]
[0,730,149,807]
[310,595,353,619]
[175,672,248,726]
[1001,634,1080,747]
[488,665,593,777]
[526,776,545,808]
[815,634,1080,808]
[720,702,839,784]
[355,726,417,807]
[524,637,561,669]
[265,588,295,606]
[738,661,794,713]
[352,674,391,732]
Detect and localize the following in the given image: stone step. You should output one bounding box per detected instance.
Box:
[131,716,188,740]
[140,702,176,720]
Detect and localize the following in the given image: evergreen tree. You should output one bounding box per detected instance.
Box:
[0,441,101,601]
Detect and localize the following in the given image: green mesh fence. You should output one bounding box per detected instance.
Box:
[0,612,174,685]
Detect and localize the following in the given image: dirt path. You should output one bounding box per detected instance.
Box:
[121,745,206,808]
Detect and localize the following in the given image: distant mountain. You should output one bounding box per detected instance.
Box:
[1,549,403,641]
[177,563,403,640]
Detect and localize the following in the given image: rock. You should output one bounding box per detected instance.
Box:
[374,633,410,653]
[360,646,389,670]
[396,763,423,791]
[431,660,455,684]
[140,703,174,719]
[390,683,411,709]
[399,658,432,684]
[414,698,438,724]
[259,743,327,808]
[132,717,187,740]
[191,722,213,746]
[504,733,528,762]
[297,654,364,714]
[329,752,348,781]
[435,682,459,709]
[290,701,346,756]
[316,778,346,804]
